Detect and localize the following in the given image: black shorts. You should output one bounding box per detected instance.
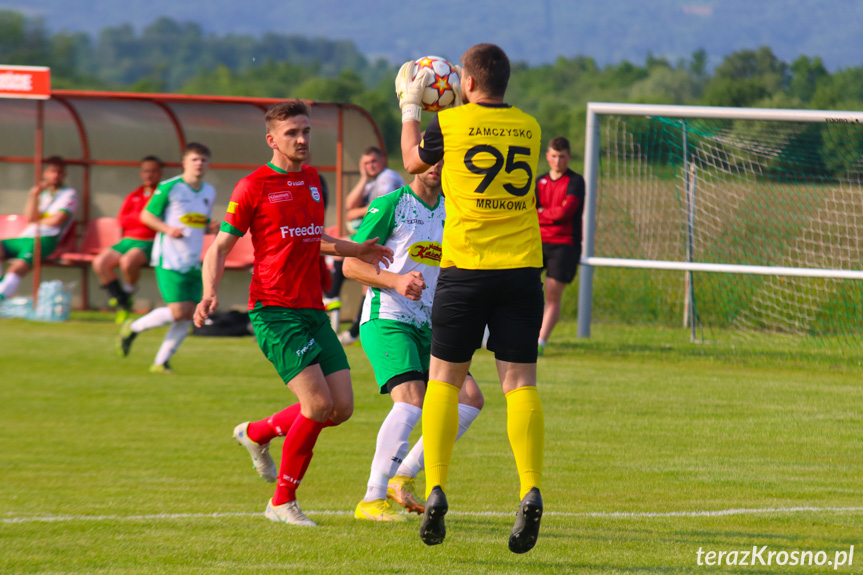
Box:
[385,371,427,394]
[431,267,543,364]
[542,242,580,283]
[384,370,473,394]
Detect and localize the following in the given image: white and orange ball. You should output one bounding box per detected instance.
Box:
[412,55,460,112]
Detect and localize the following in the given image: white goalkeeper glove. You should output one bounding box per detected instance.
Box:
[395,60,432,123]
[395,61,415,103]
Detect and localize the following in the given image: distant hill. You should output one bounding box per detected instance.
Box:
[1,0,861,70]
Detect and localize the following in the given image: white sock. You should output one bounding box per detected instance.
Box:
[397,438,424,478]
[364,402,421,502]
[130,306,173,333]
[481,325,491,349]
[154,319,192,366]
[122,282,135,294]
[396,403,482,477]
[456,403,482,439]
[0,272,22,299]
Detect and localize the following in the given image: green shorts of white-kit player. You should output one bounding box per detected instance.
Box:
[360,318,431,394]
[0,236,60,266]
[249,304,350,384]
[111,238,154,258]
[155,266,202,303]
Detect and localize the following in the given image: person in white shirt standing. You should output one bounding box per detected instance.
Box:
[0,156,77,301]
[117,143,217,374]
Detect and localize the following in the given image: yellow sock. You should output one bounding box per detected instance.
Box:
[506,385,545,499]
[422,380,460,498]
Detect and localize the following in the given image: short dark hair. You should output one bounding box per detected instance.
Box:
[461,43,510,98]
[141,155,164,167]
[184,142,211,159]
[44,155,65,170]
[362,146,384,158]
[548,137,571,155]
[266,99,310,130]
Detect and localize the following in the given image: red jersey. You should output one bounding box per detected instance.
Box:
[221,163,326,310]
[117,186,157,240]
[535,168,585,247]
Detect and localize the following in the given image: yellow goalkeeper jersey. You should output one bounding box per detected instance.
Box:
[418,102,542,270]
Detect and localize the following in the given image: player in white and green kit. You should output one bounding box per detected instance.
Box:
[344,159,484,522]
[0,156,77,301]
[117,143,217,373]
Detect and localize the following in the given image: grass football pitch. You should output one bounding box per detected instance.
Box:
[2,316,862,574]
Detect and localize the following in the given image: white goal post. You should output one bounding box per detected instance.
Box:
[577,103,863,339]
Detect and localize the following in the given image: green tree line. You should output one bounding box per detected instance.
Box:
[3,11,863,172]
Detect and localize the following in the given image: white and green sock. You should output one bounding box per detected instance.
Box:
[0,272,22,299]
[130,306,173,333]
[397,403,481,477]
[154,319,192,367]
[364,402,421,502]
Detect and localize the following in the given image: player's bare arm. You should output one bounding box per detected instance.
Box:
[36,210,71,229]
[346,205,370,221]
[343,257,426,301]
[401,122,431,175]
[321,233,393,273]
[140,209,184,239]
[23,181,50,221]
[345,158,370,211]
[194,230,240,327]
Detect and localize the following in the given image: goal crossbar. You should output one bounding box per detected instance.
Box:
[583,257,863,280]
[585,102,863,124]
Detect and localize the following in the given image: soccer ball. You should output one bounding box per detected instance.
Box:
[413,56,460,112]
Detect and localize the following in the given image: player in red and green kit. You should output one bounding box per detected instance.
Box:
[194,99,393,526]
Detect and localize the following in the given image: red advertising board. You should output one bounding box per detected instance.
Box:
[0,65,51,99]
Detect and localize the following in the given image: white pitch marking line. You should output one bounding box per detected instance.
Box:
[4,506,863,524]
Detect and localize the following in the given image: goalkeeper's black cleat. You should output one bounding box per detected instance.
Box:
[419,485,447,546]
[509,487,543,554]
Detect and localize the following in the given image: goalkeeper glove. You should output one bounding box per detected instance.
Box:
[395,61,415,103]
[396,61,432,123]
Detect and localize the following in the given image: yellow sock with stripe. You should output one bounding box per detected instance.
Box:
[506,385,545,499]
[422,380,460,498]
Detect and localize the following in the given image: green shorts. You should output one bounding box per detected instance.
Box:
[249,305,350,384]
[0,236,60,265]
[112,238,154,258]
[360,318,431,394]
[155,267,202,304]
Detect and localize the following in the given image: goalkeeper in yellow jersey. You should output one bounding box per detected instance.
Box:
[397,43,545,553]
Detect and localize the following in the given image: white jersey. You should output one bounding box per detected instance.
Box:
[145,176,216,273]
[352,185,445,329]
[20,187,77,238]
[362,168,405,205]
[348,168,407,235]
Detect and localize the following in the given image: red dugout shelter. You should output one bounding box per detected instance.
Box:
[0,88,386,311]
